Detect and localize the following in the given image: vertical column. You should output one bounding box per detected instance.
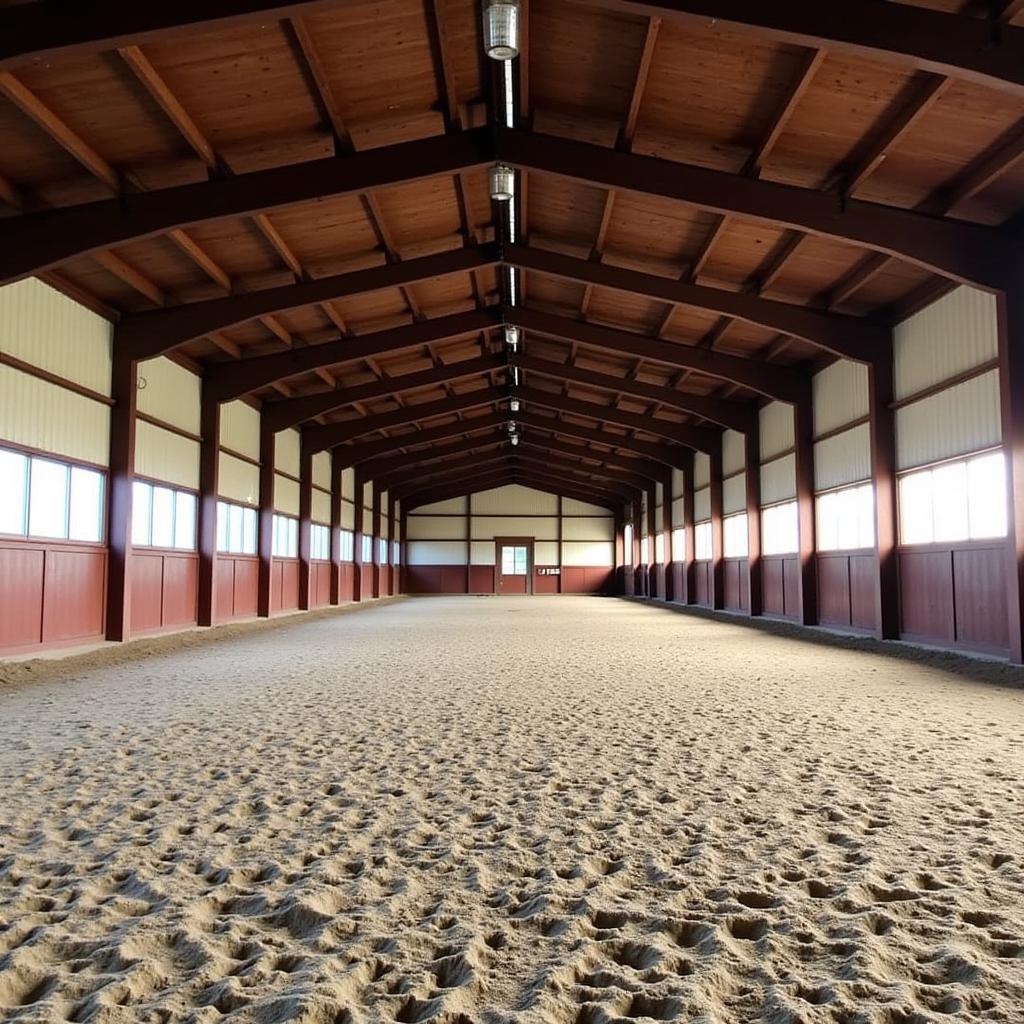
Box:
[647,483,657,599]
[197,384,220,626]
[710,446,724,610]
[399,508,408,596]
[632,496,642,595]
[999,288,1024,662]
[869,353,899,640]
[257,418,275,618]
[387,494,397,596]
[614,511,625,595]
[557,494,563,594]
[371,482,382,599]
[352,467,364,602]
[682,449,695,605]
[105,349,138,641]
[661,473,672,601]
[794,391,818,626]
[465,494,472,593]
[298,438,313,612]
[329,452,343,606]
[745,426,763,617]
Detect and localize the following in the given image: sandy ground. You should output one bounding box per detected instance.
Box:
[1,596,1023,1024]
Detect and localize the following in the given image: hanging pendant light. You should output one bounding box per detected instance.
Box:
[510,397,520,412]
[489,163,515,201]
[505,325,519,351]
[508,421,517,434]
[511,434,520,446]
[482,0,521,60]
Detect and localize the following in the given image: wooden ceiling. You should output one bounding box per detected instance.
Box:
[2,0,1023,509]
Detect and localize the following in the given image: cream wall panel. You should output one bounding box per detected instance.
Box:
[694,486,710,522]
[0,278,112,394]
[671,468,684,499]
[218,451,259,504]
[312,490,331,524]
[896,369,1001,471]
[562,541,614,567]
[413,496,466,514]
[275,428,301,477]
[814,359,869,434]
[471,515,559,540]
[815,422,871,491]
[761,453,797,505]
[362,507,372,534]
[362,481,372,509]
[562,516,614,541]
[694,452,710,488]
[472,484,558,515]
[723,473,746,515]
[722,429,746,476]
[535,541,559,564]
[312,451,331,490]
[760,401,794,459]
[470,541,496,565]
[671,496,684,527]
[894,286,997,400]
[408,515,467,540]
[562,496,610,515]
[341,467,355,502]
[656,481,664,504]
[340,499,355,530]
[407,540,466,565]
[275,473,300,515]
[221,400,260,459]
[135,420,199,490]
[137,357,200,434]
[0,364,110,465]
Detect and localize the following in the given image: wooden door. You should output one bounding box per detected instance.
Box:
[496,538,533,595]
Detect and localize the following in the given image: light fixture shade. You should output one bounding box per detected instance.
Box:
[508,421,517,434]
[511,434,520,446]
[510,397,520,412]
[482,0,520,60]
[489,163,515,201]
[504,325,520,350]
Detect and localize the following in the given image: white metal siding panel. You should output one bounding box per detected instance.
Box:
[472,484,559,515]
[896,369,1001,471]
[362,481,372,509]
[694,452,710,488]
[0,278,112,395]
[671,468,684,498]
[412,496,466,514]
[470,541,496,565]
[562,496,610,515]
[814,422,872,490]
[312,451,331,490]
[722,473,746,515]
[275,473,300,515]
[137,357,200,434]
[340,500,355,530]
[894,286,998,400]
[407,516,466,540]
[722,429,745,476]
[221,400,260,459]
[535,540,559,563]
[341,467,355,502]
[813,359,869,435]
[760,452,797,504]
[0,364,110,465]
[362,507,372,534]
[562,516,614,541]
[135,420,200,490]
[407,540,466,565]
[655,481,664,504]
[760,401,794,459]
[471,515,559,540]
[562,541,614,566]
[218,451,259,504]
[694,486,710,521]
[671,496,684,527]
[275,428,301,477]
[312,490,331,524]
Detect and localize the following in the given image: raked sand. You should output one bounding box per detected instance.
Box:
[1,596,1023,1024]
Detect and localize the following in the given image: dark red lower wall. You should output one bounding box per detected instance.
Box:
[723,558,749,612]
[407,564,613,595]
[214,555,258,623]
[899,543,1008,655]
[270,558,299,614]
[407,565,469,594]
[562,566,613,594]
[310,560,331,607]
[469,565,494,593]
[817,551,877,632]
[337,563,355,603]
[762,556,800,620]
[130,551,198,635]
[693,561,711,606]
[0,539,107,654]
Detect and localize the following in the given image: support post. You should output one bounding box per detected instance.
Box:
[197,384,220,626]
[105,349,137,641]
[745,425,763,617]
[710,446,725,609]
[661,472,673,601]
[298,438,313,611]
[352,467,364,602]
[683,449,695,604]
[614,511,625,595]
[257,418,275,618]
[329,452,343,605]
[794,391,818,625]
[869,353,899,639]
[399,508,408,595]
[371,482,382,599]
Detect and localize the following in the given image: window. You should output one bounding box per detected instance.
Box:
[340,529,354,561]
[816,483,875,552]
[392,540,400,566]
[623,523,633,565]
[671,528,685,561]
[272,514,298,558]
[310,523,330,560]
[379,537,388,564]
[655,533,665,562]
[216,500,258,555]
[762,501,799,556]
[695,521,712,561]
[132,480,196,549]
[640,536,649,564]
[501,545,528,575]
[899,450,1006,546]
[723,513,748,558]
[0,447,104,542]
[361,533,373,563]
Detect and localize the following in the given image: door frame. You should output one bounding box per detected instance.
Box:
[494,536,535,595]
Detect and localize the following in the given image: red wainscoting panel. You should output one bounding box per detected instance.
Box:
[534,567,558,594]
[130,553,165,634]
[129,552,198,636]
[849,553,878,631]
[214,556,259,623]
[899,549,956,645]
[337,563,355,603]
[723,559,749,612]
[562,566,612,594]
[762,557,785,617]
[0,543,45,650]
[670,562,684,602]
[359,564,374,600]
[693,561,711,606]
[41,546,106,645]
[406,565,468,594]
[310,561,332,607]
[469,565,495,593]
[270,559,299,614]
[952,545,1008,653]
[817,554,852,628]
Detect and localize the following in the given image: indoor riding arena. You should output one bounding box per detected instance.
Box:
[1,3,1023,1022]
